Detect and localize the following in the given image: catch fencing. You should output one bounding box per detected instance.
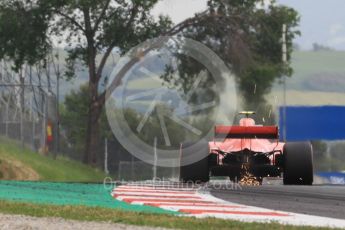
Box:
[0,57,59,154]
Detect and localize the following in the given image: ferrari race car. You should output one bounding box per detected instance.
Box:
[179,112,313,185]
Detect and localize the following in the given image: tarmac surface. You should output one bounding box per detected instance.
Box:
[210,181,345,220]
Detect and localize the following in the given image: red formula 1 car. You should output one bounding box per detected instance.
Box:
[179,112,313,185]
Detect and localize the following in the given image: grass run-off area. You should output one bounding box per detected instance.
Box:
[0,200,330,230]
[0,137,105,182]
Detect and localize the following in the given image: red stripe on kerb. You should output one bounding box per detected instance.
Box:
[113,194,201,199]
[179,209,290,216]
[122,198,215,204]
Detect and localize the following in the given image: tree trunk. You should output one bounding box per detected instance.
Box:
[82,6,103,165]
[83,81,103,165]
[84,103,101,165]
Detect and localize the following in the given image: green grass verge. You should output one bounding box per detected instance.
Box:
[0,181,172,214]
[0,200,330,230]
[0,137,105,182]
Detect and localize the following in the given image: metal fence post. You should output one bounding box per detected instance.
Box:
[153,137,157,181]
[104,138,109,175]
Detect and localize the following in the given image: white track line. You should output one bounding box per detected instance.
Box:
[113,192,201,197]
[113,189,194,193]
[115,196,204,202]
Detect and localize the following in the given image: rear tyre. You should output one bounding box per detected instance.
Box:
[179,141,209,183]
[283,142,313,185]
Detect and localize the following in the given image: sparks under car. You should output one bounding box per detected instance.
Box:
[179,112,314,185]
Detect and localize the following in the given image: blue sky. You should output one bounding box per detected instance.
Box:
[153,0,345,50]
[278,0,345,50]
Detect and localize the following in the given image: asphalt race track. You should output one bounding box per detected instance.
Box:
[210,182,345,220]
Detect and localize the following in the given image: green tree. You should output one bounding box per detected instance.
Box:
[60,84,118,160]
[0,1,51,70]
[163,0,300,124]
[60,85,90,156]
[60,85,187,161]
[0,0,172,164]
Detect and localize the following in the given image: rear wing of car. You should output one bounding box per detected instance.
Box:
[215,125,279,139]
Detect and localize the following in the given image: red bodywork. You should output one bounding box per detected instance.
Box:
[180,115,313,185]
[209,118,285,165]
